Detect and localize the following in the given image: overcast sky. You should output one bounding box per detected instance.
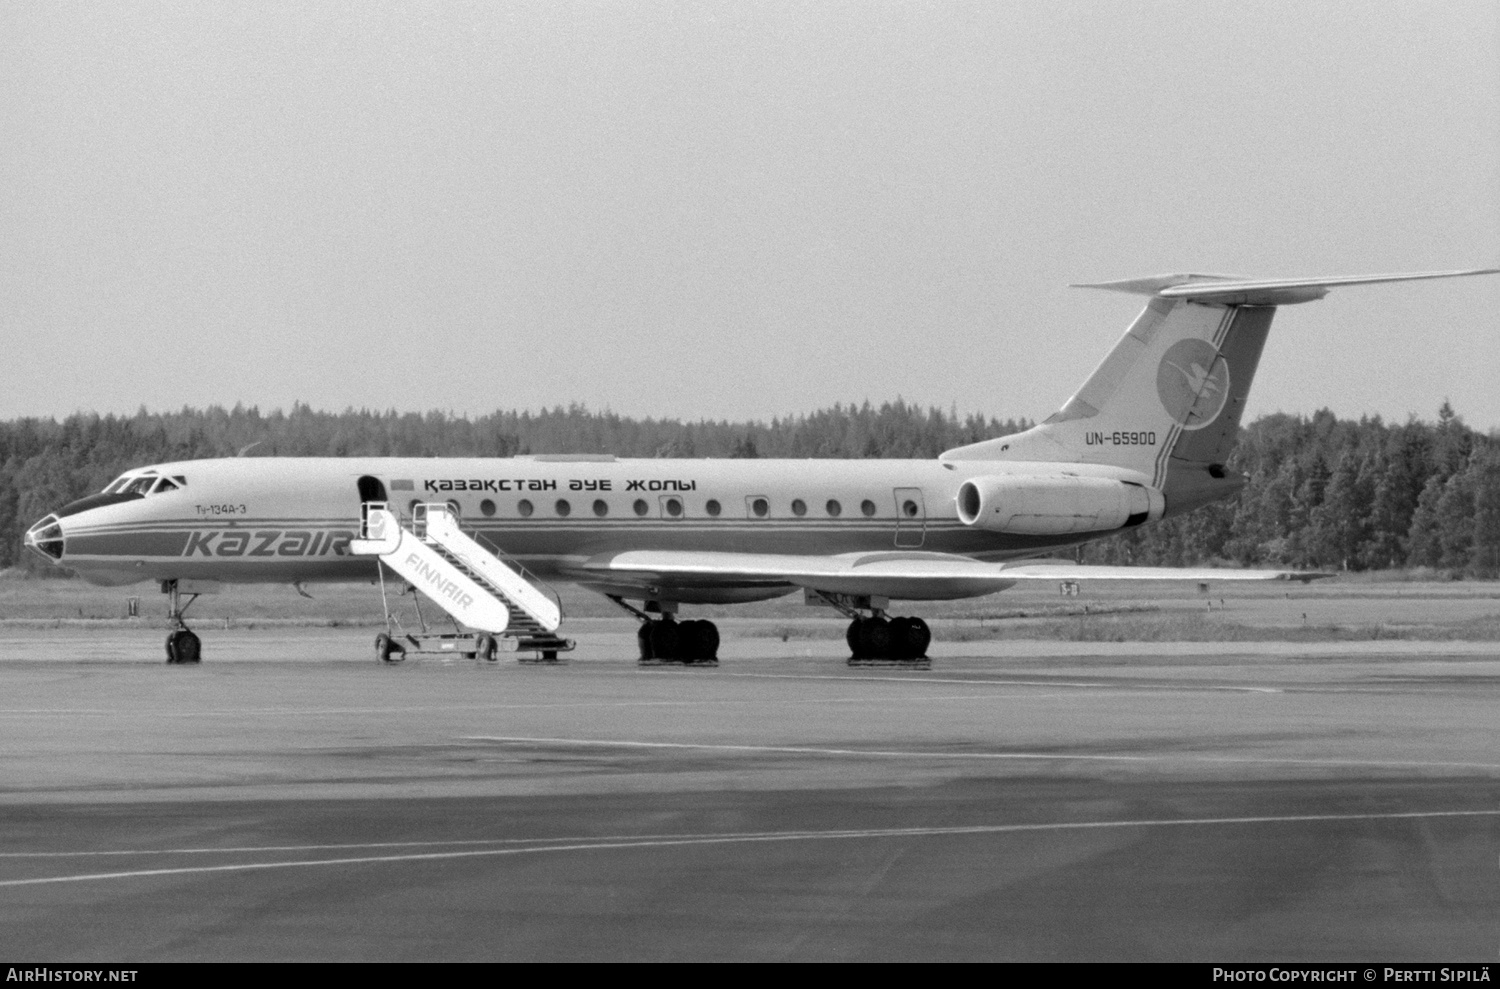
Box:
[3,1,1497,431]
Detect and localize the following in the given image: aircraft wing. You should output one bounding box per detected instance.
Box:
[572,550,1325,601]
[987,562,1329,583]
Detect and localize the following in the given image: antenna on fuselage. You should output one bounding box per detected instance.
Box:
[236,440,265,457]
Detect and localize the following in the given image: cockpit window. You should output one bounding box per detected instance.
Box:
[101,471,182,497]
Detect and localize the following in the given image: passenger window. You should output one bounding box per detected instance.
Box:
[480,499,496,517]
[826,499,842,517]
[593,499,608,517]
[705,499,721,517]
[517,499,534,518]
[555,499,571,517]
[902,499,919,518]
[791,499,806,517]
[633,499,649,516]
[861,499,877,517]
[748,496,769,518]
[661,496,683,518]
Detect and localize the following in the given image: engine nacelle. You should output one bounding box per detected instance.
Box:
[955,475,1164,535]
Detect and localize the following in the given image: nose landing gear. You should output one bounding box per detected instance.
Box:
[161,580,202,665]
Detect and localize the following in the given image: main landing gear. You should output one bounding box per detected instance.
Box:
[811,591,931,667]
[846,615,931,665]
[162,580,202,665]
[611,597,720,665]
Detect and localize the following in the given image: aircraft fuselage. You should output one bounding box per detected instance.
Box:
[40,455,1156,597]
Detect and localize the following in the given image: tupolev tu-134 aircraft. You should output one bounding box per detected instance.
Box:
[25,267,1499,666]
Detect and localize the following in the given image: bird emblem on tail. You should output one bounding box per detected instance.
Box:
[1156,338,1231,430]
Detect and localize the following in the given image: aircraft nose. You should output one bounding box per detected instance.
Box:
[24,514,65,562]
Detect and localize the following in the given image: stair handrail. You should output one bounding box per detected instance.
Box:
[463,520,567,624]
[410,502,566,624]
[410,501,432,539]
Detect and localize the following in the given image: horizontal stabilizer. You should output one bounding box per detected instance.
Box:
[1073,267,1499,306]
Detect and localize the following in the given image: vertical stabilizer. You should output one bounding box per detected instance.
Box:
[940,267,1497,514]
[942,292,1273,494]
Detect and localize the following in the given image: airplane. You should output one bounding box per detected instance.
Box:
[24,267,1499,666]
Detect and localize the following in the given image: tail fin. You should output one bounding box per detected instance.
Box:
[940,268,1498,513]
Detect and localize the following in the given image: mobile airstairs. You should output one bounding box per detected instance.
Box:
[350,502,574,663]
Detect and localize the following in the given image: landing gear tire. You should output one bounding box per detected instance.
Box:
[679,619,720,663]
[476,634,499,662]
[637,623,655,661]
[697,620,721,661]
[648,620,681,661]
[846,619,864,658]
[375,632,404,664]
[165,629,201,665]
[848,617,886,658]
[903,617,931,658]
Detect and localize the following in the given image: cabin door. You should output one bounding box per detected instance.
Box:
[893,487,926,547]
[357,475,388,504]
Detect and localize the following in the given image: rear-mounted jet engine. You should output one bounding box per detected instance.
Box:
[955,475,1164,535]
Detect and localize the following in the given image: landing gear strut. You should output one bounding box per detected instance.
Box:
[162,580,202,665]
[611,597,720,665]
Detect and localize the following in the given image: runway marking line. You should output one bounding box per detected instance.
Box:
[0,691,1145,719]
[724,672,1284,693]
[2,809,1497,889]
[461,735,1500,772]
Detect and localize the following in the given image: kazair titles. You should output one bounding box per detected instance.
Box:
[183,530,354,557]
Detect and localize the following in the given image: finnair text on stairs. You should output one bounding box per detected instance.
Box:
[406,552,476,610]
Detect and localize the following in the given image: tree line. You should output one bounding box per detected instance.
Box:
[1083,402,1500,576]
[2,401,1496,577]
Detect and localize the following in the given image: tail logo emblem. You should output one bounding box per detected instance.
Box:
[1156,338,1230,430]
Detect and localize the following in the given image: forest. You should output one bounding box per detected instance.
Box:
[2,400,1497,578]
